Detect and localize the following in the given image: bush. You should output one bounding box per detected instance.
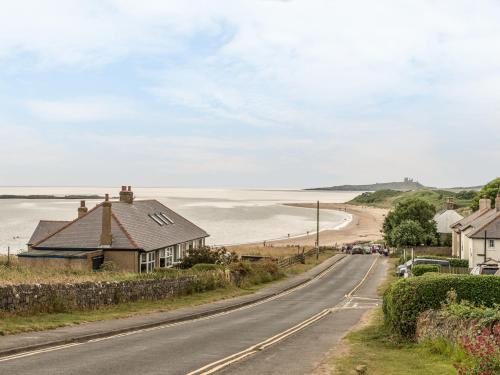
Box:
[383,274,500,339]
[412,264,439,276]
[191,263,223,272]
[228,260,283,288]
[180,247,237,269]
[99,261,119,272]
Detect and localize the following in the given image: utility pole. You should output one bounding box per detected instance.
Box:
[7,246,10,267]
[316,200,320,260]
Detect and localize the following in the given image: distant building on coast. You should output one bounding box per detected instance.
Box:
[18,186,209,273]
[433,197,463,246]
[451,195,500,266]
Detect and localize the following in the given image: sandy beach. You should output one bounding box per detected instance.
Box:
[270,203,388,247]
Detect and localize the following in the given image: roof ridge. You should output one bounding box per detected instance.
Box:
[111,212,140,248]
[33,203,103,247]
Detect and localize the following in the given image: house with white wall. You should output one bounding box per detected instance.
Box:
[451,195,500,266]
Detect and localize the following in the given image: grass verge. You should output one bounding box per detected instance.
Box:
[0,251,338,335]
[326,257,456,375]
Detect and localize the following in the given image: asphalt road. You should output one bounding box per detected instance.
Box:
[0,255,387,375]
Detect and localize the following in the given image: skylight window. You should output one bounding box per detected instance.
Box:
[149,214,164,226]
[160,213,174,224]
[156,214,171,225]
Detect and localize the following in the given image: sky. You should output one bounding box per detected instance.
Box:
[1,0,499,188]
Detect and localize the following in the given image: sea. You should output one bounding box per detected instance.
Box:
[0,187,359,254]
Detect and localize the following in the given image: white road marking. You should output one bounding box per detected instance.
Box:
[0,255,350,363]
[187,257,380,375]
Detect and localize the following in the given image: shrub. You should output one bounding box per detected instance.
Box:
[191,263,223,272]
[383,274,500,339]
[412,264,439,276]
[180,247,237,269]
[99,261,119,272]
[228,260,283,288]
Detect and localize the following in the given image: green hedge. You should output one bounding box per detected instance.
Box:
[412,264,439,276]
[383,274,500,339]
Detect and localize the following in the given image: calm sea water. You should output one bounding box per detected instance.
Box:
[0,187,359,254]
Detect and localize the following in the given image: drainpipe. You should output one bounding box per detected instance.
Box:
[484,230,487,263]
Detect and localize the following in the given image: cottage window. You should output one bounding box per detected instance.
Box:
[159,247,174,268]
[140,252,155,273]
[173,244,183,263]
[489,239,495,249]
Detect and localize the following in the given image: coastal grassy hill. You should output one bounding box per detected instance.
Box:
[348,189,476,214]
[307,179,428,191]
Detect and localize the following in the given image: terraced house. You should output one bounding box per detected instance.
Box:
[18,186,209,272]
[451,195,500,266]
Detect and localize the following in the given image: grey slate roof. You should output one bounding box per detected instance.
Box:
[450,208,491,231]
[466,210,500,239]
[33,200,209,251]
[28,220,70,245]
[433,210,464,234]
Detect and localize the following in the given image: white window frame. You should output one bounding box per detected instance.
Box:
[159,247,174,268]
[140,252,155,273]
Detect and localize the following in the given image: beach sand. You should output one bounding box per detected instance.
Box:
[270,203,388,247]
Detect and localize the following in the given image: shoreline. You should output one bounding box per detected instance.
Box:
[225,203,386,249]
[270,203,388,247]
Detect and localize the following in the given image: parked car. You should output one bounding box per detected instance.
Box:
[350,246,364,255]
[396,258,450,277]
[371,244,381,253]
[363,246,372,254]
[470,263,499,275]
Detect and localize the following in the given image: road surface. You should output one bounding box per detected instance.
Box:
[0,255,387,375]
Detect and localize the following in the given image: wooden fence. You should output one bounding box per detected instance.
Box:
[275,246,337,269]
[439,266,471,275]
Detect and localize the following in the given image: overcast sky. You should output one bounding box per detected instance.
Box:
[1,1,499,188]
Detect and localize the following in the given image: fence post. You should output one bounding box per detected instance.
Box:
[7,246,10,267]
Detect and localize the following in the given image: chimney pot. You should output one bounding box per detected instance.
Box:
[105,193,109,202]
[479,197,492,211]
[119,186,134,203]
[121,185,126,192]
[78,200,88,218]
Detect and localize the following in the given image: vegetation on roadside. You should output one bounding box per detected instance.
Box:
[383,198,438,247]
[383,274,500,339]
[412,264,440,276]
[0,250,338,335]
[330,310,456,375]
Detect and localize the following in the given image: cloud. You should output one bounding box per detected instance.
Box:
[27,96,138,122]
[1,1,500,186]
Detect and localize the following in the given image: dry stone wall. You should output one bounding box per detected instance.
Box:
[0,275,219,313]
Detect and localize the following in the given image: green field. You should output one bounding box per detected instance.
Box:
[348,189,475,214]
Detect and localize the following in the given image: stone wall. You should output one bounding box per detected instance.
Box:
[0,274,225,313]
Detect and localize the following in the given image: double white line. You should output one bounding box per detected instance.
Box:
[0,255,348,364]
[187,256,379,375]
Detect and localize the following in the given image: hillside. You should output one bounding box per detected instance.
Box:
[348,189,476,214]
[308,178,430,191]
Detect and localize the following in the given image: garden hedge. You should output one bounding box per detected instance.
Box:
[412,264,439,276]
[383,274,500,339]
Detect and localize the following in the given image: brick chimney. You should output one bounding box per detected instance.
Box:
[444,197,454,210]
[119,185,134,204]
[100,194,112,246]
[479,197,492,211]
[78,200,88,218]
